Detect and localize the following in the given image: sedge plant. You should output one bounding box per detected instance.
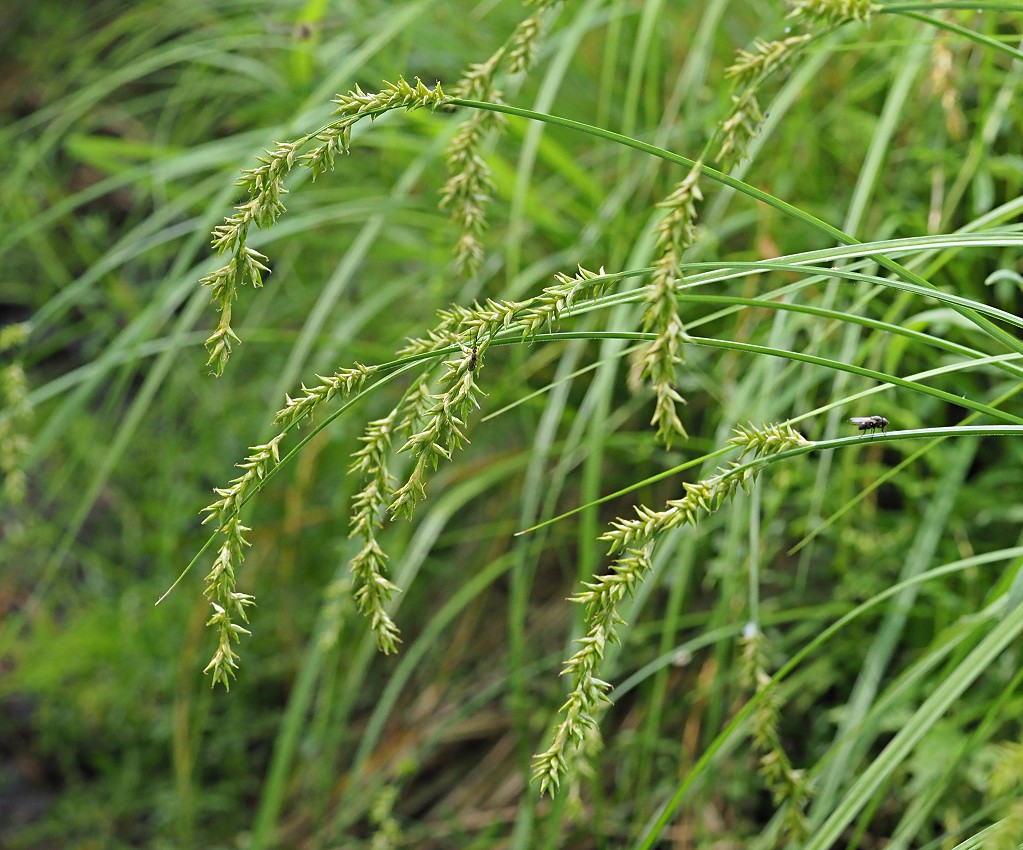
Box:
[170,2,1023,847]
[9,0,1023,847]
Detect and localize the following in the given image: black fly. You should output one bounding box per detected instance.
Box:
[850,415,889,436]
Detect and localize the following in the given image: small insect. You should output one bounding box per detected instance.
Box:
[459,338,480,371]
[850,415,889,436]
[459,333,485,371]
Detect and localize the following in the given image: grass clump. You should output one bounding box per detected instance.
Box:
[6,1,1023,848]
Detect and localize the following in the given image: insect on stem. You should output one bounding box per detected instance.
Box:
[849,415,889,437]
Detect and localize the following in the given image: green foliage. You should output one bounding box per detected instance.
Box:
[6,0,1023,849]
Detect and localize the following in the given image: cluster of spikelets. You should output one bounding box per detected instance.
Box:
[531,423,811,795]
[189,0,878,810]
[0,323,32,511]
[198,262,620,680]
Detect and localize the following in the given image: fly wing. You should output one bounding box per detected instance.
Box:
[849,417,871,425]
